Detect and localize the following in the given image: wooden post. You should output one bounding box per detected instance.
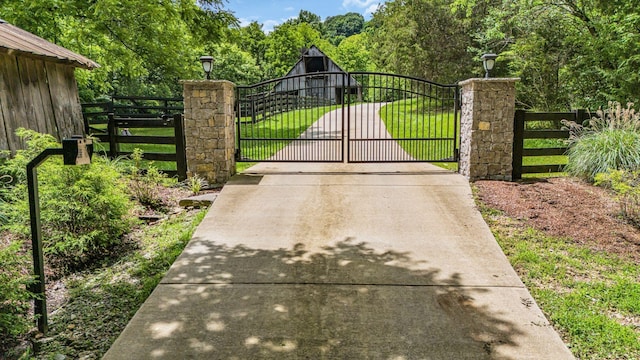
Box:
[512,109,525,181]
[174,113,187,181]
[574,109,588,124]
[107,113,119,158]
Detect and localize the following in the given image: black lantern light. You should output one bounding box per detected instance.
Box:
[199,55,213,80]
[481,53,498,78]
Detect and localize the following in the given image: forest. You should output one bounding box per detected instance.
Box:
[1,0,639,111]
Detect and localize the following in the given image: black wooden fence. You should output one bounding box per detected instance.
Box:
[513,109,590,180]
[238,93,333,123]
[82,96,186,180]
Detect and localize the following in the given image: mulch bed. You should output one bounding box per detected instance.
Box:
[475,177,640,262]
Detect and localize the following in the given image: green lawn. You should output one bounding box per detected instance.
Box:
[237,105,340,161]
[522,137,568,177]
[478,204,640,359]
[379,98,458,164]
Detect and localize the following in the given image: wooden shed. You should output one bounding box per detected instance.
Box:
[275,45,361,104]
[0,19,99,151]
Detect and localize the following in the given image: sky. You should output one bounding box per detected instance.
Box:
[225,0,388,32]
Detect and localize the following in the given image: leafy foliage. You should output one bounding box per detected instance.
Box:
[370,0,474,84]
[0,239,33,349]
[209,43,262,84]
[0,130,136,270]
[323,12,365,45]
[0,0,236,99]
[595,170,640,226]
[126,149,169,211]
[33,209,207,359]
[454,0,640,109]
[334,34,375,72]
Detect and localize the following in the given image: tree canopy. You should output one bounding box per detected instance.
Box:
[0,0,235,99]
[2,0,639,109]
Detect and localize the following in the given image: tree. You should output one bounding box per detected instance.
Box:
[334,34,375,72]
[284,10,323,33]
[370,0,474,83]
[324,12,365,45]
[239,22,268,68]
[0,0,236,100]
[454,0,640,109]
[209,43,262,84]
[263,22,335,77]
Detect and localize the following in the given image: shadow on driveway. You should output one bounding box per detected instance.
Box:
[105,238,524,359]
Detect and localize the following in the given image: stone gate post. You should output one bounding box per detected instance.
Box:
[458,78,519,181]
[182,80,236,185]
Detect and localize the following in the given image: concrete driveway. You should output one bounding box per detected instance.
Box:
[103,162,574,359]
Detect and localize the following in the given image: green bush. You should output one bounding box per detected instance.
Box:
[563,102,640,181]
[126,149,168,210]
[0,240,34,349]
[0,130,136,269]
[595,169,640,225]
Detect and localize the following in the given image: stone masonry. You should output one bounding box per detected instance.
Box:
[182,80,236,185]
[458,78,518,181]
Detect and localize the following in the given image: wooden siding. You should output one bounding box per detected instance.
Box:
[0,53,84,151]
[273,46,360,104]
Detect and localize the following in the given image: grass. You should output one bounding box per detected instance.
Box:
[379,98,458,164]
[237,105,340,161]
[477,202,640,359]
[31,209,207,359]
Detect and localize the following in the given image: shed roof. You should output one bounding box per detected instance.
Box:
[281,45,360,87]
[0,19,99,69]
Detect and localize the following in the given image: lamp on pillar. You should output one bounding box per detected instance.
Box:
[481,53,498,78]
[199,55,213,80]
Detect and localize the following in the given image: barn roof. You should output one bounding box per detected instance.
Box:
[285,45,346,76]
[281,45,360,86]
[0,19,99,69]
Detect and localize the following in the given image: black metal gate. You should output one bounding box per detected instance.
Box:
[235,72,459,163]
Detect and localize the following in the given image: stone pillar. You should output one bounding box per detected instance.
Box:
[458,78,518,181]
[182,80,236,185]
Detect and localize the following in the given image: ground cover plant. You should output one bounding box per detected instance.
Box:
[595,170,640,226]
[476,179,640,359]
[0,130,208,358]
[0,130,136,271]
[32,209,207,359]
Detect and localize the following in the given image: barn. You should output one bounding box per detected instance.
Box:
[274,45,361,104]
[0,19,99,151]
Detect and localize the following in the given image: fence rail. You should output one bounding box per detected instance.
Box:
[238,93,333,123]
[512,109,590,180]
[82,96,186,180]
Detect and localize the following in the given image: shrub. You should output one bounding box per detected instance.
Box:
[563,101,640,181]
[0,130,136,269]
[182,174,208,196]
[595,169,640,226]
[126,148,168,210]
[0,239,34,349]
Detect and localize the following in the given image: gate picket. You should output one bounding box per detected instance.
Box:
[235,72,459,163]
